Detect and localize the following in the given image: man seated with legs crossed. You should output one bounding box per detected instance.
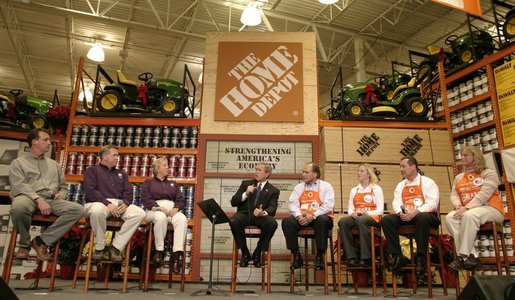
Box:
[83,145,145,261]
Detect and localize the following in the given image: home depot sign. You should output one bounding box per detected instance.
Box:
[215,42,304,122]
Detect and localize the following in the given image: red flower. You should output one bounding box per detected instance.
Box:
[47,105,71,120]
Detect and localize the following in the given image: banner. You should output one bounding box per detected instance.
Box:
[432,0,482,17]
[494,58,515,147]
[214,42,304,122]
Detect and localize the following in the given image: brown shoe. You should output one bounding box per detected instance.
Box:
[172,251,182,274]
[92,248,104,261]
[463,254,482,270]
[15,247,30,259]
[31,237,50,261]
[109,246,122,262]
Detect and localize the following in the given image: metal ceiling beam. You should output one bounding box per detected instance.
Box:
[161,1,201,78]
[0,1,38,95]
[119,0,135,72]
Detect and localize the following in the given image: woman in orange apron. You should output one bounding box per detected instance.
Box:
[445,145,503,271]
[338,163,384,266]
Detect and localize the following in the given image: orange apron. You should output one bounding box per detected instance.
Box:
[353,189,380,222]
[401,177,425,210]
[300,183,334,218]
[455,172,504,213]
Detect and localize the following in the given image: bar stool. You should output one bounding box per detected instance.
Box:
[391,224,452,298]
[2,214,61,292]
[140,222,186,292]
[230,226,272,294]
[71,217,133,293]
[336,226,386,296]
[289,228,336,294]
[475,221,510,275]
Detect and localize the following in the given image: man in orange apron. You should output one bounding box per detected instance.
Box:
[380,156,440,277]
[282,162,335,270]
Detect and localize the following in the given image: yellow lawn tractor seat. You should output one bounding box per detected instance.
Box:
[387,77,417,101]
[117,70,138,87]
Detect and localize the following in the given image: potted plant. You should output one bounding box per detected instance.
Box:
[52,225,84,279]
[46,104,71,135]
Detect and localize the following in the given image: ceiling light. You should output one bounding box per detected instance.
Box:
[319,0,338,4]
[87,43,105,62]
[240,2,262,26]
[79,88,93,103]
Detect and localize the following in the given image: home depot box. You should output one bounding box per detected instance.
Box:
[341,128,433,165]
[429,130,454,165]
[320,127,343,163]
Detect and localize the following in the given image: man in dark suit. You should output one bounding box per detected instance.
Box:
[229,162,280,267]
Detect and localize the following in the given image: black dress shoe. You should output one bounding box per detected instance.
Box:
[240,255,251,267]
[252,256,262,267]
[347,258,358,266]
[390,255,406,274]
[290,251,303,270]
[314,255,324,271]
[463,254,482,270]
[449,257,464,271]
[359,258,371,266]
[415,254,427,277]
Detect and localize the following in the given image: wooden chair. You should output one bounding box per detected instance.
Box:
[289,228,336,294]
[336,226,386,296]
[391,219,457,298]
[230,226,272,294]
[475,221,511,275]
[71,217,133,293]
[2,214,61,292]
[140,222,186,292]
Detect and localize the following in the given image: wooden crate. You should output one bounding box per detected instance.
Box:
[341,128,433,165]
[429,130,454,166]
[320,127,343,163]
[419,165,454,214]
[321,162,347,214]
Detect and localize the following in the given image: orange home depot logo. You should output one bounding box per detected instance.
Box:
[215,42,304,122]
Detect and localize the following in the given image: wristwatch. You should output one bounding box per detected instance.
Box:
[312,214,317,220]
[263,211,268,216]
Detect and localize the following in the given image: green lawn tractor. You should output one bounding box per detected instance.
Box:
[7,90,52,129]
[96,70,190,116]
[328,72,429,119]
[416,30,496,83]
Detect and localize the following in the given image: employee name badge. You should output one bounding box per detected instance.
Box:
[300,203,310,210]
[413,197,423,207]
[473,177,484,186]
[364,194,373,203]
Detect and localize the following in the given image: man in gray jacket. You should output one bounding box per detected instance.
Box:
[9,128,84,261]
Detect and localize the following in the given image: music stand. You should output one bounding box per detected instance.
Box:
[192,199,230,296]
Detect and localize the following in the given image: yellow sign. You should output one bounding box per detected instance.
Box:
[494,59,515,147]
[214,42,304,122]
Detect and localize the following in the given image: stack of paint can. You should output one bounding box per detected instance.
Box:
[183,186,195,220]
[69,125,199,149]
[66,153,98,175]
[132,185,141,207]
[66,183,84,205]
[185,228,193,275]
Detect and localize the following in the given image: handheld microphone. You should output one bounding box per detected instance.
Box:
[302,212,307,217]
[400,205,406,214]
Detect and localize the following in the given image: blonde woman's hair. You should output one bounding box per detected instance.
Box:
[461,145,487,172]
[152,156,168,177]
[359,163,378,185]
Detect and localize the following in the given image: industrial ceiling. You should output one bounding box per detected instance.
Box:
[0,0,512,112]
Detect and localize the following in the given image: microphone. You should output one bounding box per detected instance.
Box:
[302,212,307,217]
[400,205,406,214]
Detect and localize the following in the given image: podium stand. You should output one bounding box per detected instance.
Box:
[192,199,230,296]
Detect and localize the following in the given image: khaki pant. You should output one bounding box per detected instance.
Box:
[445,206,503,257]
[10,195,84,248]
[85,199,145,251]
[145,200,188,252]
